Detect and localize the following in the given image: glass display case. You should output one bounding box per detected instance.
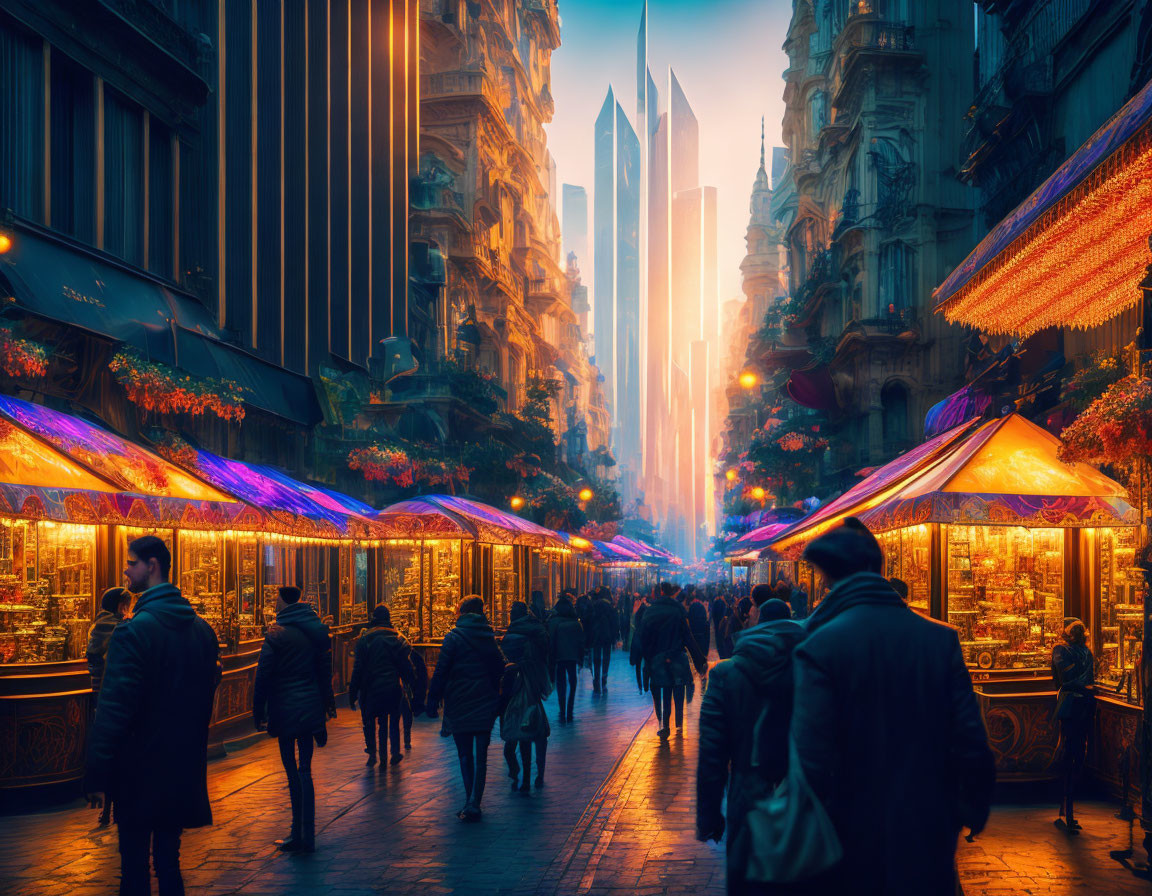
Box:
[875,525,930,614]
[262,541,300,624]
[426,539,462,640]
[339,545,368,626]
[234,536,260,635]
[946,525,1064,671]
[380,542,421,641]
[1093,526,1144,699]
[492,544,515,630]
[178,530,226,642]
[302,544,331,621]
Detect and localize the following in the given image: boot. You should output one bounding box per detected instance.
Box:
[535,739,547,788]
[365,752,377,768]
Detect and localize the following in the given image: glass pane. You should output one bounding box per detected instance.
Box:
[179,530,225,641]
[427,540,461,640]
[36,522,96,661]
[380,543,421,641]
[0,517,37,663]
[1095,527,1143,696]
[302,544,329,620]
[234,537,259,630]
[493,544,515,629]
[263,543,300,622]
[947,525,1064,672]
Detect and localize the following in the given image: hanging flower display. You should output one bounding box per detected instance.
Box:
[153,432,201,471]
[421,457,473,489]
[108,349,247,421]
[348,446,415,487]
[0,328,49,379]
[1058,375,1152,469]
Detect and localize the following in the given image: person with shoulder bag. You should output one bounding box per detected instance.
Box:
[349,603,415,767]
[499,601,552,791]
[1052,617,1094,832]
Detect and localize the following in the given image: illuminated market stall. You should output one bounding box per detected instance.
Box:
[590,539,652,591]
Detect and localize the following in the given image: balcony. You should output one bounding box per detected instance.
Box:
[421,70,501,111]
[420,0,465,47]
[830,15,921,109]
[480,246,524,303]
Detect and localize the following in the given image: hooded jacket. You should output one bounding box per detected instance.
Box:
[792,572,995,895]
[253,601,335,739]
[586,596,619,647]
[547,599,585,664]
[349,624,415,715]
[500,614,552,741]
[638,595,707,678]
[84,582,221,830]
[697,618,806,887]
[426,613,506,735]
[86,608,124,704]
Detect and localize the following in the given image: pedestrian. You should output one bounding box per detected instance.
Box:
[617,590,632,650]
[426,595,506,821]
[587,587,618,694]
[84,536,221,896]
[638,582,707,738]
[717,598,750,660]
[530,589,548,623]
[348,604,414,768]
[253,585,336,854]
[888,577,909,602]
[712,590,731,658]
[401,642,429,751]
[547,591,584,721]
[629,592,650,693]
[788,518,995,894]
[1052,617,1094,833]
[86,586,133,827]
[575,590,593,670]
[499,601,552,791]
[697,592,805,895]
[687,588,711,659]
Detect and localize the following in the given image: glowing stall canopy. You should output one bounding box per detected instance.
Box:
[610,535,681,566]
[934,77,1152,336]
[0,416,119,493]
[860,414,1135,531]
[375,495,567,547]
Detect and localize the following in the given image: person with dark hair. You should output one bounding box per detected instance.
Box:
[426,596,506,821]
[888,577,910,603]
[788,519,995,892]
[86,587,133,827]
[499,602,552,791]
[253,585,336,854]
[639,582,707,738]
[697,581,806,894]
[349,604,414,769]
[587,587,618,694]
[617,590,633,650]
[400,643,429,751]
[629,591,651,693]
[85,535,221,895]
[711,590,732,658]
[687,588,711,659]
[1052,617,1094,832]
[530,589,547,623]
[547,591,584,721]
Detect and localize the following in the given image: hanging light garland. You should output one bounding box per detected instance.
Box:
[939,136,1152,337]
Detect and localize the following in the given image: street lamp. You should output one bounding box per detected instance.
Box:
[751,486,766,502]
[725,469,738,483]
[739,371,758,389]
[578,487,594,502]
[0,234,11,254]
[510,496,524,510]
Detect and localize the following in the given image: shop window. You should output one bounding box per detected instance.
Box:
[492,543,515,629]
[302,544,331,621]
[425,539,462,639]
[0,20,45,222]
[103,89,144,266]
[235,537,260,629]
[339,545,368,626]
[878,241,913,315]
[148,121,174,278]
[381,542,422,641]
[875,525,929,613]
[179,530,226,640]
[1093,527,1143,697]
[946,525,1064,672]
[49,53,94,241]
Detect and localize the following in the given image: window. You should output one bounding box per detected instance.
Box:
[148,121,174,277]
[50,53,94,240]
[881,381,909,450]
[103,88,144,265]
[878,240,913,314]
[0,20,45,221]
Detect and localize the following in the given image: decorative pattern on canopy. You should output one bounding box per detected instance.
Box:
[726,522,796,560]
[934,77,1152,336]
[375,495,567,547]
[610,535,681,566]
[590,539,645,565]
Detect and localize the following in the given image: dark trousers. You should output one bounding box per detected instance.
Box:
[635,660,644,691]
[690,627,710,658]
[652,684,685,728]
[400,693,413,746]
[592,645,611,687]
[453,731,491,808]
[555,661,577,718]
[117,826,183,896]
[1060,717,1090,820]
[503,737,548,785]
[278,735,315,846]
[361,700,401,759]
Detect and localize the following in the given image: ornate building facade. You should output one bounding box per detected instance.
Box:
[772,0,977,482]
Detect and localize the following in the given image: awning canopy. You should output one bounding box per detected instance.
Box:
[859,414,1136,531]
[610,535,680,565]
[726,521,797,560]
[934,77,1152,336]
[590,539,645,565]
[375,495,566,547]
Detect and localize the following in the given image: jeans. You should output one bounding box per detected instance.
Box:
[453,731,491,808]
[592,645,611,688]
[278,735,315,846]
[652,684,685,729]
[555,661,577,718]
[361,699,401,760]
[117,826,183,896]
[503,737,548,786]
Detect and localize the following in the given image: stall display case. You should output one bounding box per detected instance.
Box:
[262,541,300,623]
[492,544,515,630]
[380,543,421,641]
[234,536,260,634]
[876,525,930,614]
[1093,526,1144,700]
[302,544,331,621]
[339,545,368,626]
[946,525,1064,671]
[179,530,227,641]
[426,539,463,639]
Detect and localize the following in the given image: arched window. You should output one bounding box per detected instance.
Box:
[881,381,910,452]
[879,241,913,315]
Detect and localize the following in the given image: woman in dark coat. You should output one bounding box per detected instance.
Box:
[1052,618,1094,832]
[547,596,584,721]
[426,596,506,821]
[253,586,336,853]
[86,586,132,826]
[629,594,650,693]
[639,582,707,738]
[499,602,552,790]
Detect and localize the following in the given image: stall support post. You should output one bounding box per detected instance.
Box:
[929,524,943,621]
[1138,257,1152,865]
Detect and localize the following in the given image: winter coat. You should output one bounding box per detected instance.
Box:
[1052,643,1095,722]
[84,583,221,830]
[575,594,591,627]
[349,624,415,716]
[586,596,619,647]
[407,645,430,714]
[697,618,806,889]
[253,602,335,740]
[792,572,995,895]
[426,613,506,735]
[639,595,707,688]
[687,600,710,656]
[499,615,552,742]
[548,600,585,664]
[86,609,123,705]
[628,602,648,668]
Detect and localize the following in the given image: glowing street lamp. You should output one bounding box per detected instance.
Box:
[725,469,738,483]
[739,371,758,389]
[578,487,594,502]
[751,486,766,502]
[0,234,11,254]
[510,496,524,510]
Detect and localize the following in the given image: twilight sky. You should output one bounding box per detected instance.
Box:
[546,0,792,317]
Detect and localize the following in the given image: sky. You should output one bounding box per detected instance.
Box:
[546,0,793,317]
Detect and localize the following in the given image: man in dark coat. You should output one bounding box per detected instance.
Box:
[711,592,731,658]
[86,586,133,826]
[697,598,804,894]
[547,594,584,721]
[349,604,414,768]
[687,589,711,659]
[790,520,995,895]
[587,587,618,694]
[85,536,221,896]
[628,593,651,693]
[639,582,707,738]
[499,601,552,790]
[400,643,429,751]
[253,585,336,853]
[426,596,506,821]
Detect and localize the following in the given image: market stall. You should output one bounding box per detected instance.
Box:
[590,539,651,591]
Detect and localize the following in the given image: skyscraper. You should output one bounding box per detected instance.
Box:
[562,184,589,282]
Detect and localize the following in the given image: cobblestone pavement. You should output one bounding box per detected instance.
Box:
[3,650,1151,895]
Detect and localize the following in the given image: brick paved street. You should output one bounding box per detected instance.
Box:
[3,652,1152,895]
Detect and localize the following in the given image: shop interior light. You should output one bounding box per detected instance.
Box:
[0,233,11,254]
[751,486,766,501]
[739,371,759,389]
[578,487,594,502]
[725,469,738,482]
[510,496,524,510]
